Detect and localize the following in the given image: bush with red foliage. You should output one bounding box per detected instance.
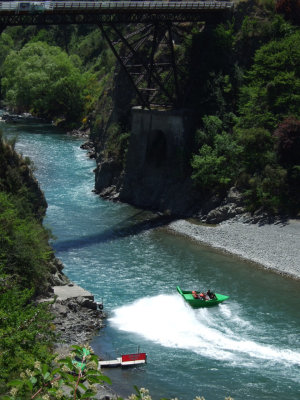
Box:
[273,117,300,166]
[276,0,300,25]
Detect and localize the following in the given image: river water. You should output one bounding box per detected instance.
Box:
[1,116,300,400]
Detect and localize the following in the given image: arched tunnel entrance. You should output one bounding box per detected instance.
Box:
[146,129,167,167]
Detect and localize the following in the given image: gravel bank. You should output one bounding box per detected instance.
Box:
[168,219,300,279]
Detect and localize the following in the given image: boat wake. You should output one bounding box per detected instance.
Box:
[109,294,300,368]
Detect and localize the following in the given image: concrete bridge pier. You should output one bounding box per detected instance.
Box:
[119,106,198,215]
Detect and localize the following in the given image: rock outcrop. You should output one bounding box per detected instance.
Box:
[39,282,105,345]
[201,187,245,224]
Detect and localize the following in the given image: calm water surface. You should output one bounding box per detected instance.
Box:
[2,115,300,400]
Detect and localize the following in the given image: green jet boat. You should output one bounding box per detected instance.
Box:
[176,286,229,308]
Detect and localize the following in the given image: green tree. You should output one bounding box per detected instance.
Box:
[1,42,88,122]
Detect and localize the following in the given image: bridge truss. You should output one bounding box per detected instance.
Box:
[0,1,233,108]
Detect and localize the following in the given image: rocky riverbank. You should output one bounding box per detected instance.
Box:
[167,218,300,280]
[38,285,104,349]
[39,258,105,349]
[51,283,105,345]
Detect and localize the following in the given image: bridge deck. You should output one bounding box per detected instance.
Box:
[0,1,234,14]
[0,1,234,24]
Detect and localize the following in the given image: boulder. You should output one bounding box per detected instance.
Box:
[203,187,246,224]
[77,296,97,310]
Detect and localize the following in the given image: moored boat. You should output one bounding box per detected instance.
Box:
[176,286,229,308]
[99,352,147,368]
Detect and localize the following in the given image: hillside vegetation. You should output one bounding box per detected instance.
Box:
[0,133,56,394]
[190,16,300,214]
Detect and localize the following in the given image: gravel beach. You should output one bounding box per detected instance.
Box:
[168,219,300,280]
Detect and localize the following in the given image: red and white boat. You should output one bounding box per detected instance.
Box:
[98,352,147,368]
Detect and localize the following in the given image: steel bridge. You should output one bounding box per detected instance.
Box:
[0,1,234,108]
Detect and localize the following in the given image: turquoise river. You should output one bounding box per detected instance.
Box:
[2,115,300,400]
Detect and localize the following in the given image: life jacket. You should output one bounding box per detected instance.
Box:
[192,291,198,299]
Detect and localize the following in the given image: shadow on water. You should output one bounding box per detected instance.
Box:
[53,212,176,253]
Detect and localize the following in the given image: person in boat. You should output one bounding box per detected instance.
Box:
[199,292,206,300]
[192,290,205,300]
[206,290,216,300]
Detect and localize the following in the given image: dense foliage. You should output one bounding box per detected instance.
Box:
[2,345,111,400]
[0,134,55,395]
[0,277,55,394]
[190,6,300,215]
[238,30,300,130]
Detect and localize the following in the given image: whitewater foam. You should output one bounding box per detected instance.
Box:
[109,294,300,367]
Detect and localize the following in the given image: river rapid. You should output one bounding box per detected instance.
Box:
[2,116,300,400]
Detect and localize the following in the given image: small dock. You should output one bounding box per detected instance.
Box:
[99,353,147,368]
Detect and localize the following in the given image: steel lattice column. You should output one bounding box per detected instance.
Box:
[98,22,185,109]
